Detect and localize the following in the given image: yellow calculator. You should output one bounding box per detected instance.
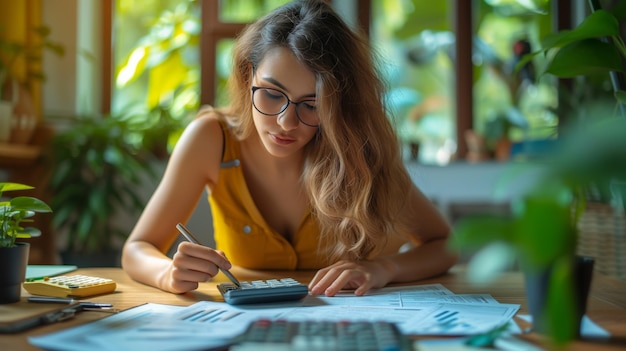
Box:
[23,275,117,298]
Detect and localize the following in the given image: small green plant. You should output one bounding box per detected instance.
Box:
[0,182,52,248]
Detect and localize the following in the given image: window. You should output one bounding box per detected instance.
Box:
[371,0,455,164]
[111,0,290,152]
[201,0,292,107]
[113,0,201,123]
[110,0,580,163]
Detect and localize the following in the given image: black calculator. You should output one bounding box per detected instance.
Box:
[217,278,309,305]
[230,319,414,351]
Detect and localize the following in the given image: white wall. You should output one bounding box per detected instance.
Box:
[42,0,101,117]
[42,0,77,116]
[408,161,540,217]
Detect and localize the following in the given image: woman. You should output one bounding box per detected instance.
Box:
[122,0,457,296]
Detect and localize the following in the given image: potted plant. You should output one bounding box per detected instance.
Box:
[0,25,64,142]
[451,114,626,343]
[48,113,157,267]
[450,6,626,346]
[483,108,529,161]
[0,182,52,304]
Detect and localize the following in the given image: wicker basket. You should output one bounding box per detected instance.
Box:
[577,202,626,280]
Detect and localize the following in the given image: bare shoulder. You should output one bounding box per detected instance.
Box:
[188,106,224,136]
[175,107,224,151]
[167,107,225,185]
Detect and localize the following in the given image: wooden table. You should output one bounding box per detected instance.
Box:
[2,265,626,350]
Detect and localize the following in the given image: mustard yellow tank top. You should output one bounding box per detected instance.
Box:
[209,123,331,270]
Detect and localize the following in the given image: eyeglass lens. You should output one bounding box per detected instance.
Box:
[252,87,319,127]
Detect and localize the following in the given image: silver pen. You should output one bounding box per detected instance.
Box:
[28,297,115,311]
[175,223,240,287]
[28,296,75,304]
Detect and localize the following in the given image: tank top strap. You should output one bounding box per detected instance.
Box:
[218,120,241,169]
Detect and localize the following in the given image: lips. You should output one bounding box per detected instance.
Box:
[269,133,296,145]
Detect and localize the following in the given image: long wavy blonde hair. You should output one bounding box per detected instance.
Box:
[215,0,414,261]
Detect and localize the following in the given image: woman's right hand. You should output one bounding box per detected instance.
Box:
[163,241,233,294]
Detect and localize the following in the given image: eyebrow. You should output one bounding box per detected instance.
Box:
[259,77,316,100]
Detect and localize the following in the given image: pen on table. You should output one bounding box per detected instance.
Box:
[28,297,116,311]
[176,223,241,287]
[28,296,75,304]
[79,302,119,313]
[80,302,114,309]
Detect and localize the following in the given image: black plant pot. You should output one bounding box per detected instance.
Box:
[524,255,594,337]
[0,242,30,304]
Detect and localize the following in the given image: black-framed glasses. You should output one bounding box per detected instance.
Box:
[251,86,320,127]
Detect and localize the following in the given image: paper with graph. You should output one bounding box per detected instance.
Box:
[28,283,520,351]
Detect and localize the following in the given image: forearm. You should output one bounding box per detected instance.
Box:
[121,241,175,292]
[377,238,459,283]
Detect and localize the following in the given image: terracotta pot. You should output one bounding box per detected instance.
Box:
[494,138,512,161]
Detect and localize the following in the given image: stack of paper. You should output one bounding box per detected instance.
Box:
[29,283,521,351]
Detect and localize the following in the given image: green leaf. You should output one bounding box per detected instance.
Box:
[516,190,575,267]
[450,215,515,251]
[116,46,149,86]
[44,42,65,56]
[16,227,42,238]
[545,40,624,77]
[547,258,578,345]
[10,197,53,213]
[540,10,619,50]
[616,90,626,104]
[33,25,51,37]
[146,50,188,108]
[0,182,34,193]
[466,242,517,285]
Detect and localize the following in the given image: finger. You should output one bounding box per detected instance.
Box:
[353,280,374,296]
[178,242,230,273]
[322,270,362,297]
[167,266,201,294]
[170,281,199,294]
[171,261,212,281]
[309,267,344,295]
[214,250,233,270]
[308,267,329,291]
[173,246,220,277]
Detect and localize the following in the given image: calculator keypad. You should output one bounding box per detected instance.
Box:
[240,278,303,289]
[47,275,112,288]
[23,275,117,298]
[217,278,309,305]
[232,319,413,351]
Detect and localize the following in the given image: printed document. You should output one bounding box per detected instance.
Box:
[29,283,521,351]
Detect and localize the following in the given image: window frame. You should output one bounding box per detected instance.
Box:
[103,0,572,161]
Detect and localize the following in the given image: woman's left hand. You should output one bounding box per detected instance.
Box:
[308,259,396,296]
